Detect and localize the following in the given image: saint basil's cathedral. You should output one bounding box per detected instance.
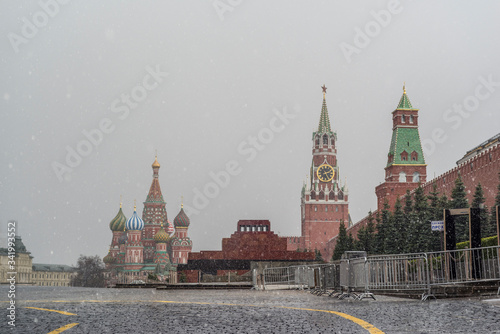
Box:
[103,157,192,283]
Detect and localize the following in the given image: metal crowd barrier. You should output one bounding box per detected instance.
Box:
[338,251,375,300]
[365,253,431,300]
[427,246,500,286]
[262,266,293,290]
[262,264,339,292]
[261,246,500,300]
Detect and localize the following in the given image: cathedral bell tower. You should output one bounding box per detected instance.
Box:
[142,155,169,263]
[301,86,349,256]
[375,84,427,211]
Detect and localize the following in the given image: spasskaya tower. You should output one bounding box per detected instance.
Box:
[300,85,350,256]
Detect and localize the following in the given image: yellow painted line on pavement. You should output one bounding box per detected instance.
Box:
[16,299,384,333]
[281,306,384,334]
[155,300,385,333]
[47,323,79,334]
[24,307,77,316]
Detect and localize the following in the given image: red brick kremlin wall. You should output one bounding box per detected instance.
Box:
[327,142,500,255]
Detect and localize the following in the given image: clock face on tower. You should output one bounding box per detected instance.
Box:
[317,164,335,182]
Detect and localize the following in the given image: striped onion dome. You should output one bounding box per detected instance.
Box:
[173,206,190,228]
[103,251,115,264]
[154,226,170,243]
[109,206,127,232]
[166,219,174,234]
[126,206,144,231]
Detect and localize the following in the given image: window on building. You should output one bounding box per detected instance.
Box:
[323,134,328,145]
[336,206,338,212]
[410,150,418,161]
[399,171,407,182]
[314,206,317,212]
[401,114,406,123]
[409,115,414,123]
[325,206,328,212]
[401,150,408,161]
[413,172,420,182]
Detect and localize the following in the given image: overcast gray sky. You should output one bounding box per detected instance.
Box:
[1,1,499,266]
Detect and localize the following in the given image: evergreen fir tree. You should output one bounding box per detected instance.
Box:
[355,226,367,251]
[332,221,350,261]
[471,183,492,238]
[427,183,443,251]
[365,211,376,254]
[355,211,376,254]
[428,183,440,218]
[314,249,324,262]
[438,194,450,211]
[403,190,417,253]
[375,200,392,254]
[489,172,500,241]
[391,197,406,254]
[347,232,355,252]
[413,185,432,252]
[450,174,469,242]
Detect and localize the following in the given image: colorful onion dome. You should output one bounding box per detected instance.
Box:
[154,226,170,243]
[103,251,115,264]
[166,219,174,234]
[109,205,127,232]
[118,231,128,245]
[126,205,144,231]
[173,205,190,228]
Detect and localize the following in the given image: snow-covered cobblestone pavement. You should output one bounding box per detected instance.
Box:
[2,286,500,333]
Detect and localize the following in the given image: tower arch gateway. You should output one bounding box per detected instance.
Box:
[298,85,350,259]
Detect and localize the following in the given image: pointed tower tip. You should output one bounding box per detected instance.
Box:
[397,83,413,109]
[317,85,332,133]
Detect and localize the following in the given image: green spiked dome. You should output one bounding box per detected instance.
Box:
[154,226,170,243]
[109,205,127,232]
[173,205,190,228]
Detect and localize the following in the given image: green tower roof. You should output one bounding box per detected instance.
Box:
[396,85,414,109]
[387,85,425,166]
[387,127,426,166]
[318,94,332,133]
